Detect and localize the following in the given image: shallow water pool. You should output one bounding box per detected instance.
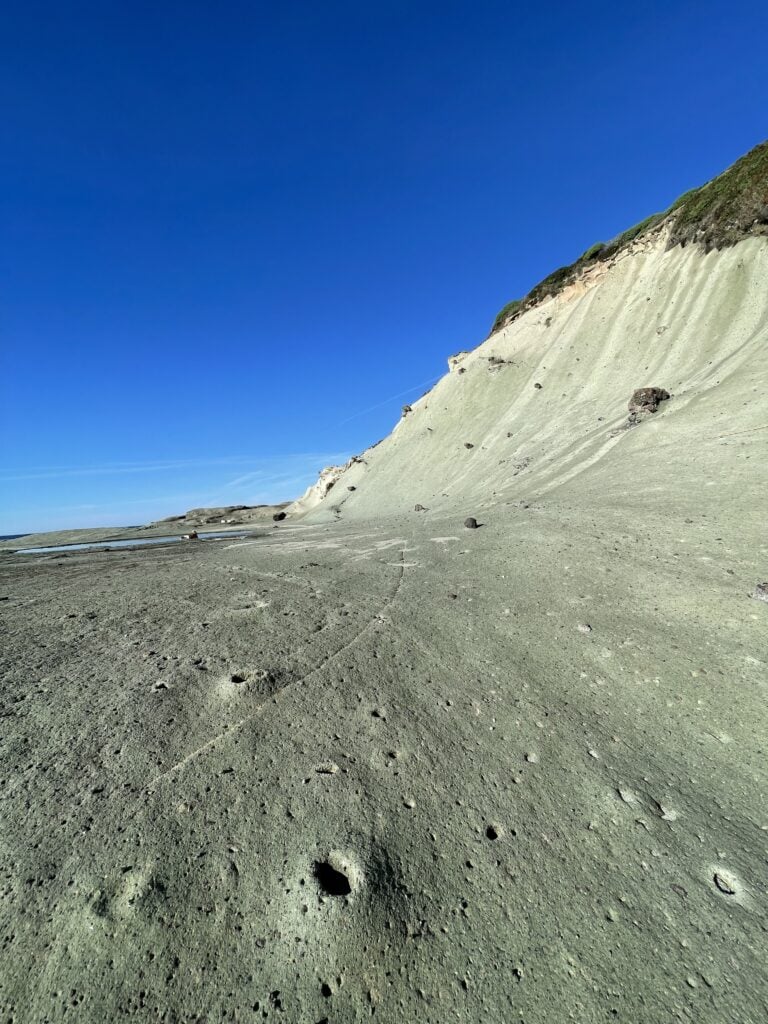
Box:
[17,531,250,555]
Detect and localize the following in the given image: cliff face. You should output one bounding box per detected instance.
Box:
[489,141,768,334]
[298,230,768,527]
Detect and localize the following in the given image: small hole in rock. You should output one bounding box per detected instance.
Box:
[314,860,352,896]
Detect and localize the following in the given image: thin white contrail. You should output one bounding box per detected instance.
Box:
[335,374,442,427]
[0,456,258,482]
[0,452,352,483]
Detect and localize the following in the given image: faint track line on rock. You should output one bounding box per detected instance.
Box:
[143,545,408,793]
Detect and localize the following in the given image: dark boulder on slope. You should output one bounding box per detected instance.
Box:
[628,387,670,414]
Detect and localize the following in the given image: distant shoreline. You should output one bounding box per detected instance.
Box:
[0,522,261,553]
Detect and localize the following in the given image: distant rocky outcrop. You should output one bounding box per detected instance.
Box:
[287,464,347,516]
[151,503,289,529]
[448,351,470,371]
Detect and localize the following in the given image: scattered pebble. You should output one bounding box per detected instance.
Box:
[464,517,479,529]
[752,582,768,602]
[525,752,539,764]
[713,871,737,895]
[577,623,593,634]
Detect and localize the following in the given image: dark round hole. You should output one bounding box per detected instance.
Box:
[313,860,351,897]
[320,983,332,998]
[486,825,499,841]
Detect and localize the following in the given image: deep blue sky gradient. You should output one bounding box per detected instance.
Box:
[2,1,767,531]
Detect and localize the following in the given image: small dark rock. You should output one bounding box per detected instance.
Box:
[457,367,466,374]
[628,387,670,415]
[620,386,672,429]
[713,872,736,896]
[752,582,768,603]
[414,504,427,512]
[464,517,479,529]
[347,485,356,491]
[401,404,412,417]
[273,511,287,522]
[464,442,474,449]
[533,382,542,390]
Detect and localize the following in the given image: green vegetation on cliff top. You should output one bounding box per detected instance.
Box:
[491,141,768,334]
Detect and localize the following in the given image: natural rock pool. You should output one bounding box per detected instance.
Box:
[17,530,250,554]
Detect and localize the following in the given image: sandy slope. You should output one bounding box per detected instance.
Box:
[295,232,767,532]
[1,232,767,1022]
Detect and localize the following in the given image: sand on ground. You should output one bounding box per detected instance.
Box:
[1,231,767,1023]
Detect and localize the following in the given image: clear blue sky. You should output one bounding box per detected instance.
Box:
[1,1,766,533]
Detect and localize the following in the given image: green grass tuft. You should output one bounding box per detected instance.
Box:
[491,299,523,333]
[581,242,605,261]
[665,141,768,249]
